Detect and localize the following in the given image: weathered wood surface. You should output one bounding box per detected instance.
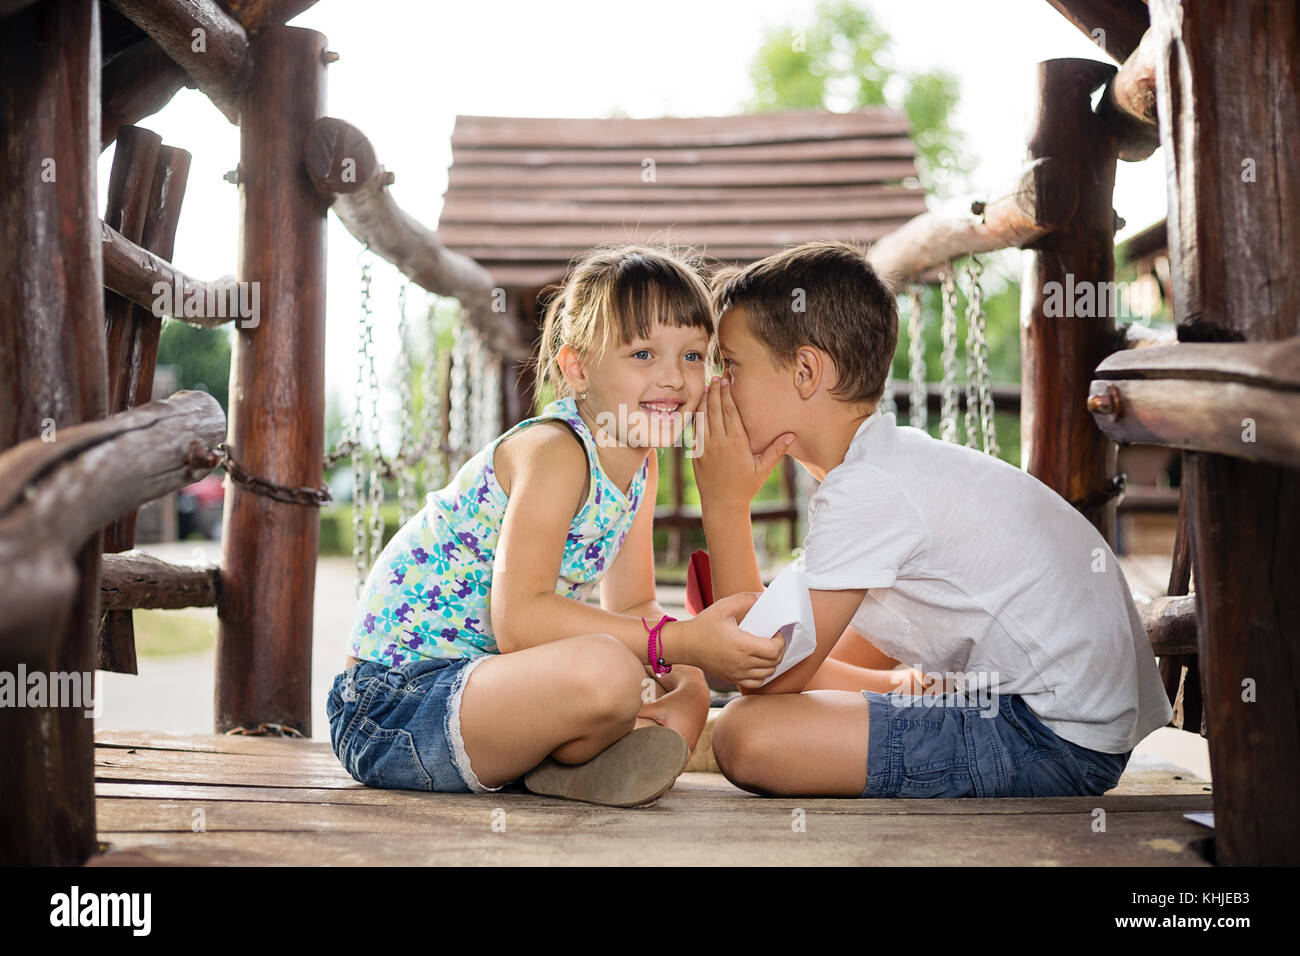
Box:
[0,391,226,654]
[107,0,247,123]
[218,26,327,738]
[101,219,241,326]
[1099,27,1160,161]
[1044,0,1151,62]
[1020,59,1121,543]
[867,159,1077,290]
[303,116,526,361]
[1137,595,1197,656]
[101,131,195,672]
[100,551,220,611]
[1151,0,1300,866]
[1087,378,1300,469]
[85,732,1213,866]
[98,0,321,151]
[0,0,105,868]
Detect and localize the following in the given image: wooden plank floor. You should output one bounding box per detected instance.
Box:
[85,729,1215,866]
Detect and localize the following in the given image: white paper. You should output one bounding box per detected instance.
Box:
[1183,812,1214,829]
[738,559,818,686]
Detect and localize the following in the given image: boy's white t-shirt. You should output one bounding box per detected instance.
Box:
[799,409,1173,754]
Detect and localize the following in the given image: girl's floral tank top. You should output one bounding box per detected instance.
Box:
[347,396,649,666]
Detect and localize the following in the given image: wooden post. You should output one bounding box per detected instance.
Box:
[0,0,104,866]
[1020,58,1121,543]
[217,25,327,736]
[1151,0,1300,865]
[100,130,193,674]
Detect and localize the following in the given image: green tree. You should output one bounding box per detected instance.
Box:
[747,0,966,193]
[156,319,231,413]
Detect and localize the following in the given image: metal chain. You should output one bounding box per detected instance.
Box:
[939,268,960,443]
[963,260,980,450]
[448,326,469,472]
[395,280,418,525]
[364,271,385,572]
[907,285,927,431]
[225,722,304,738]
[963,256,999,457]
[421,297,445,496]
[351,254,373,593]
[216,442,331,507]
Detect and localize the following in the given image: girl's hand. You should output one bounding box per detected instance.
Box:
[693,375,794,511]
[667,591,787,688]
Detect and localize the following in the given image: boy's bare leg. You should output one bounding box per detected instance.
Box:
[711,690,871,797]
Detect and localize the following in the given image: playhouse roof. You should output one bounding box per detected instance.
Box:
[437,109,928,289]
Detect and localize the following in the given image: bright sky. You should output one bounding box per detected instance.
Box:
[99,0,1167,421]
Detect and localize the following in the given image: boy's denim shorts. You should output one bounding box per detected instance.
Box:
[861,689,1131,798]
[326,655,506,794]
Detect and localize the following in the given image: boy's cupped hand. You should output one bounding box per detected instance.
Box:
[693,375,795,510]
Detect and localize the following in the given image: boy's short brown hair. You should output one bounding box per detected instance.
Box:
[710,240,897,406]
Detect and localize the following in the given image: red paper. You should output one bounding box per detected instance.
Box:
[685,549,714,615]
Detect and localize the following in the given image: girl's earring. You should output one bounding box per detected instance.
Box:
[579,390,588,401]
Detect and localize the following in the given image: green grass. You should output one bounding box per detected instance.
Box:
[131,609,217,658]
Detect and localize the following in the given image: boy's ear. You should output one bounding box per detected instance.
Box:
[792,344,831,399]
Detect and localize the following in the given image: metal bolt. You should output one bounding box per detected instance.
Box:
[322,50,340,64]
[223,166,241,184]
[380,170,396,187]
[1087,386,1120,417]
[970,200,986,217]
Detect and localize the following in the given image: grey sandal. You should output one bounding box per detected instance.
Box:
[523,725,690,808]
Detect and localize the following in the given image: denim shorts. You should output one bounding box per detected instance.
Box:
[861,689,1131,798]
[326,655,505,794]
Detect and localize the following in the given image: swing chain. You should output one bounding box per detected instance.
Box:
[363,271,386,573]
[395,280,419,525]
[421,298,445,494]
[963,256,999,457]
[939,268,960,443]
[907,285,927,431]
[351,255,374,592]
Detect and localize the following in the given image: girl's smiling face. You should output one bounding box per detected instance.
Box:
[558,320,712,449]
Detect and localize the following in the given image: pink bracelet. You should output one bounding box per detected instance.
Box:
[642,614,676,676]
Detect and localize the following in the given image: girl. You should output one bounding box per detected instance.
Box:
[326,244,784,807]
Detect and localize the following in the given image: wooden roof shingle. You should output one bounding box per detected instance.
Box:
[438,108,927,289]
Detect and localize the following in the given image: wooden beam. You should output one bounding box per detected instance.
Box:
[0,0,105,867]
[100,551,220,610]
[866,158,1074,290]
[107,0,250,123]
[1099,28,1161,161]
[99,0,322,152]
[1043,0,1151,62]
[1151,0,1300,865]
[303,116,528,361]
[101,137,194,674]
[101,219,241,326]
[101,39,189,152]
[1089,378,1300,469]
[218,25,327,738]
[0,391,226,642]
[1137,595,1198,656]
[1020,58,1121,542]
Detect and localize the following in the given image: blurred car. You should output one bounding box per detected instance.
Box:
[177,474,224,539]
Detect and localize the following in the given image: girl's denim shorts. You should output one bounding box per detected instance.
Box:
[861,689,1131,798]
[326,655,506,794]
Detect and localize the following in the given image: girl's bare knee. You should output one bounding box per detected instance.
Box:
[564,633,645,726]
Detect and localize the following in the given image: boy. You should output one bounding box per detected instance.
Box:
[692,240,1172,798]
